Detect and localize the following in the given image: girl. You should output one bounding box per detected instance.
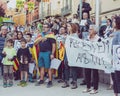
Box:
[2,39,16,88]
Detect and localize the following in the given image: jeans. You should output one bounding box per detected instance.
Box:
[112,71,120,93]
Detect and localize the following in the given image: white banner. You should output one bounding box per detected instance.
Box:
[65,36,113,71]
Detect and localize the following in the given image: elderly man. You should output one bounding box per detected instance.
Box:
[0,26,9,76]
[34,23,56,88]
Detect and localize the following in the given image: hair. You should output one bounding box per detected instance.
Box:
[17,31,23,40]
[51,28,58,35]
[107,18,112,27]
[20,38,27,43]
[67,23,78,34]
[26,33,32,38]
[115,16,120,30]
[89,24,98,33]
[73,14,78,19]
[1,26,7,30]
[75,23,82,39]
[7,39,14,45]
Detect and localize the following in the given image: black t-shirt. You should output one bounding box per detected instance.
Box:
[17,47,31,63]
[39,38,56,52]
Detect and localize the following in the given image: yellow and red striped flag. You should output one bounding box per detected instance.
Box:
[13,58,19,72]
[43,0,50,2]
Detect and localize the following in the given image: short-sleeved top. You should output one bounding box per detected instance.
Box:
[2,47,16,65]
[39,38,56,52]
[112,31,120,46]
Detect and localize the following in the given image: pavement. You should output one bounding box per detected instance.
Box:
[0,78,114,96]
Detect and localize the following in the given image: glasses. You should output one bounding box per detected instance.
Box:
[18,34,22,35]
[43,26,49,28]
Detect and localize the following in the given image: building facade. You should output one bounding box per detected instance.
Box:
[89,0,120,18]
[61,0,80,18]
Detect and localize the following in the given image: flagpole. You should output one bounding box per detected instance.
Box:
[79,0,82,20]
[95,0,100,29]
[41,0,43,19]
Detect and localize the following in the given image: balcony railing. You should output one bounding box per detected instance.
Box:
[61,5,72,16]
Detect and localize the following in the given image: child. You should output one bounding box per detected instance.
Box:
[2,39,16,88]
[26,33,35,82]
[17,38,31,87]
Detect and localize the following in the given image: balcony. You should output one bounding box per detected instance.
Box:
[61,5,72,16]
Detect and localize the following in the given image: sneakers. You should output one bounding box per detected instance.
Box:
[3,83,13,88]
[35,80,44,86]
[47,81,53,88]
[82,88,91,93]
[71,82,78,89]
[7,83,13,87]
[90,90,98,94]
[3,83,7,88]
[107,85,113,90]
[61,82,69,88]
[21,81,28,87]
[17,80,24,86]
[17,81,27,87]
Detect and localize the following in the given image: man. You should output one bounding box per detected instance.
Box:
[77,0,92,19]
[80,12,92,39]
[34,23,56,88]
[0,26,10,76]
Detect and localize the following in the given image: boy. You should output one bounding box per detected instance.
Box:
[17,39,31,87]
[26,33,35,82]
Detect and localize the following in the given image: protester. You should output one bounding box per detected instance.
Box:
[2,39,16,88]
[71,14,79,24]
[62,23,79,89]
[0,26,10,76]
[111,16,120,96]
[104,19,113,38]
[14,31,24,80]
[82,25,100,94]
[17,39,31,87]
[56,27,67,82]
[34,23,56,88]
[26,33,35,82]
[80,12,92,39]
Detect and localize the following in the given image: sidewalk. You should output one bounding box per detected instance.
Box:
[0,79,114,96]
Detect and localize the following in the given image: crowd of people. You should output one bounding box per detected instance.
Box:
[0,0,120,96]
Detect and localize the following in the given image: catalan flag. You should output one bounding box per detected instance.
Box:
[42,0,50,2]
[13,58,19,72]
[59,41,65,61]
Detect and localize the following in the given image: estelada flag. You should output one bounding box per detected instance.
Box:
[13,58,19,72]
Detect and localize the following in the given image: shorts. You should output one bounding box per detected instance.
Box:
[38,51,51,69]
[20,64,28,72]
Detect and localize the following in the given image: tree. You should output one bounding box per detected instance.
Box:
[0,4,5,17]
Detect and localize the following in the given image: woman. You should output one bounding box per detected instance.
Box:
[14,31,24,51]
[104,19,113,38]
[14,31,24,80]
[62,23,79,89]
[111,16,120,96]
[71,14,79,24]
[83,25,100,94]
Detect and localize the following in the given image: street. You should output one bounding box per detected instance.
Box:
[0,79,114,96]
